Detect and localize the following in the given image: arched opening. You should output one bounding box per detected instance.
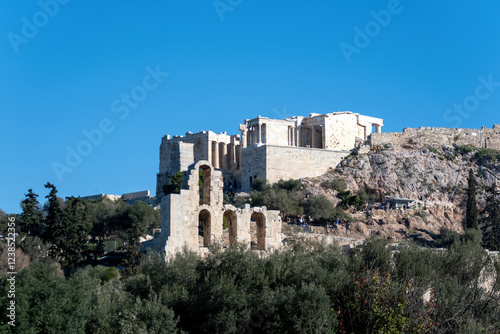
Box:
[199,165,211,205]
[223,210,237,246]
[198,209,211,247]
[250,212,266,250]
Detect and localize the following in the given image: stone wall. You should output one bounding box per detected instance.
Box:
[322,113,359,150]
[240,145,267,190]
[265,145,349,185]
[371,125,500,150]
[150,160,283,258]
[240,145,349,191]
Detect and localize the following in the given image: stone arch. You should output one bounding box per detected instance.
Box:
[223,210,237,246]
[194,161,212,205]
[198,209,211,247]
[250,211,266,250]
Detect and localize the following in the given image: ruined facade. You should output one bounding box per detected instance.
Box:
[148,160,282,257]
[150,111,383,257]
[156,111,384,196]
[370,125,500,150]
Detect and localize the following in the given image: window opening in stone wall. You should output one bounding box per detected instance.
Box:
[199,165,211,205]
[223,210,237,246]
[250,212,266,250]
[315,125,323,148]
[198,209,211,247]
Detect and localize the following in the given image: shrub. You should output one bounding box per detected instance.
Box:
[303,195,336,222]
[274,179,302,192]
[475,148,500,162]
[163,171,183,195]
[321,178,347,191]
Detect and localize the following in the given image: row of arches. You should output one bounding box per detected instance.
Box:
[198,209,266,250]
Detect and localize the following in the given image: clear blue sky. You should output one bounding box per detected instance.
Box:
[1,1,500,213]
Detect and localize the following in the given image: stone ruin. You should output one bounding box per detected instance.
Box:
[148,109,499,258]
[148,111,383,258]
[371,125,500,150]
[156,111,384,196]
[147,160,282,258]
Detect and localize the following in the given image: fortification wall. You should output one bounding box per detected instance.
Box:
[266,146,349,186]
[371,125,500,150]
[241,145,350,191]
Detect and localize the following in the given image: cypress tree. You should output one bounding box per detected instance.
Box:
[20,188,43,235]
[465,169,478,230]
[44,182,64,255]
[481,183,500,251]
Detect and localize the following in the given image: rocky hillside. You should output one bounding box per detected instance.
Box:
[300,143,500,242]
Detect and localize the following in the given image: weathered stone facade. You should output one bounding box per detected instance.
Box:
[156,111,384,195]
[151,111,383,257]
[149,160,282,258]
[371,125,500,150]
[238,112,383,190]
[156,131,241,197]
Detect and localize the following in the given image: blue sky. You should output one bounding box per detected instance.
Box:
[1,0,500,213]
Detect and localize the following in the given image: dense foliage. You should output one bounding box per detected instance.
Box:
[1,237,499,333]
[246,178,352,223]
[10,183,160,275]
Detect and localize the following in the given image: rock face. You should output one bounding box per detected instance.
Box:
[301,144,500,241]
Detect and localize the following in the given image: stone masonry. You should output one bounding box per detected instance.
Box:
[151,111,383,257]
[156,111,384,196]
[149,160,282,258]
[371,125,500,150]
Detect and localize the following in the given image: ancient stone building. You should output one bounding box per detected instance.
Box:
[150,111,383,257]
[156,111,384,196]
[148,160,282,257]
[238,112,383,190]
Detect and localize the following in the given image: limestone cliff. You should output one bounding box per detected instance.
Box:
[300,143,500,242]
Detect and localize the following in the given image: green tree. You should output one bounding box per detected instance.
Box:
[20,188,44,236]
[14,262,97,333]
[47,196,93,274]
[43,182,64,246]
[251,177,269,192]
[337,189,365,210]
[303,195,335,221]
[481,184,500,251]
[0,209,10,235]
[121,201,159,244]
[465,169,478,229]
[120,296,179,334]
[87,198,127,262]
[274,179,302,192]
